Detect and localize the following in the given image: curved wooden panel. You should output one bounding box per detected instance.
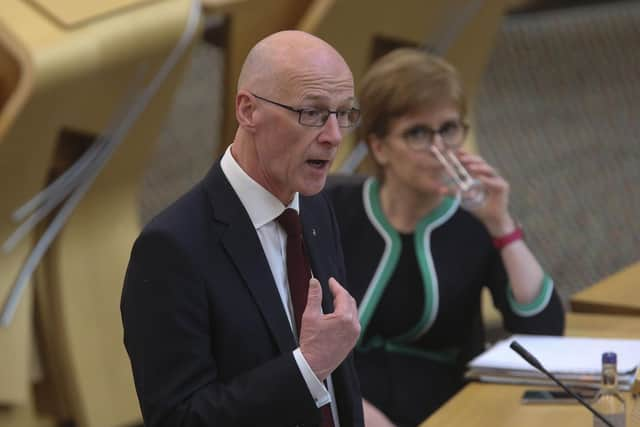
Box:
[0,20,33,144]
[0,1,197,426]
[28,0,155,28]
[0,6,46,408]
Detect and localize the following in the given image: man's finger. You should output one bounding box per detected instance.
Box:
[305,278,322,314]
[328,277,356,314]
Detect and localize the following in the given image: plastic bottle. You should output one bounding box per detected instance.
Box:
[592,352,626,427]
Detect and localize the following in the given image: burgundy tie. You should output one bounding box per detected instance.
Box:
[277,208,335,427]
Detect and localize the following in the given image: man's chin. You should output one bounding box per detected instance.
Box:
[299,176,328,196]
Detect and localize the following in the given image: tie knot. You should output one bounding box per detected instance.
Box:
[277,208,302,237]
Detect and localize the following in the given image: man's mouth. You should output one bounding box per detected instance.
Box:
[306,159,330,169]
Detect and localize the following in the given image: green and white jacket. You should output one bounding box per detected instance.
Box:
[327,175,565,365]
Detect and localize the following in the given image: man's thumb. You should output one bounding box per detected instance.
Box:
[305,278,322,311]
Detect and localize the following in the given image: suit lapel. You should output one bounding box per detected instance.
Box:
[204,164,296,353]
[301,197,362,425]
[300,197,335,315]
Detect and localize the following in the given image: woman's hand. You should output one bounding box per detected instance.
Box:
[456,150,516,236]
[457,150,547,305]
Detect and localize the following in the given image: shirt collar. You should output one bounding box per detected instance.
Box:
[220,145,299,229]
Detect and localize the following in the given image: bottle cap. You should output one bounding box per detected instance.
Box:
[602,352,617,364]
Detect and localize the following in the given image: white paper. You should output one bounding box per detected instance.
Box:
[469,335,640,375]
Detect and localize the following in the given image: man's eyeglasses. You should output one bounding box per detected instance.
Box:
[251,93,360,128]
[398,120,469,151]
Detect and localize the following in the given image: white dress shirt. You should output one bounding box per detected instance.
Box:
[220,146,340,425]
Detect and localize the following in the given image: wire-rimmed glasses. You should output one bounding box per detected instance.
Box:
[251,93,360,128]
[399,121,486,209]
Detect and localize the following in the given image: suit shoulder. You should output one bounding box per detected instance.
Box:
[324,174,367,205]
[140,181,210,245]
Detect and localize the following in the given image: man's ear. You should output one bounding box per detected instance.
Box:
[236,91,257,133]
[368,134,389,166]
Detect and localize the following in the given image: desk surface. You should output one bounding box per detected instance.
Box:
[571,261,640,315]
[421,383,638,427]
[421,312,640,426]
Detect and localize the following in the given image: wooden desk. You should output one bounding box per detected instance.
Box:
[571,262,640,316]
[421,313,640,426]
[421,383,637,427]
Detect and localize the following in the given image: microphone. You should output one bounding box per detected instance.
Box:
[510,340,614,427]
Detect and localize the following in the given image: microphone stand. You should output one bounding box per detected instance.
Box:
[510,340,615,427]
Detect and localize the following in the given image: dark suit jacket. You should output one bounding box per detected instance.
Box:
[121,162,364,427]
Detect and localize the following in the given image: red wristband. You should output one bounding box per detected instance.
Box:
[492,226,524,250]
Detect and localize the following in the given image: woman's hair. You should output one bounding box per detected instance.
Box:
[356,48,467,143]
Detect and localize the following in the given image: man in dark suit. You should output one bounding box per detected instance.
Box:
[121,30,364,426]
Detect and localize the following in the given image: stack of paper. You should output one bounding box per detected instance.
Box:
[466,335,640,390]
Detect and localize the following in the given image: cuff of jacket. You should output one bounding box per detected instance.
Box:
[506,274,554,317]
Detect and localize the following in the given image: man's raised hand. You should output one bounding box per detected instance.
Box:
[299,277,360,381]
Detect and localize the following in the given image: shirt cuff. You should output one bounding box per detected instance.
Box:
[293,348,331,408]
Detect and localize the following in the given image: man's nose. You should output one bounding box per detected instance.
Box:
[319,113,343,145]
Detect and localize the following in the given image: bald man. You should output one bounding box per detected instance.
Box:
[121,31,364,427]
